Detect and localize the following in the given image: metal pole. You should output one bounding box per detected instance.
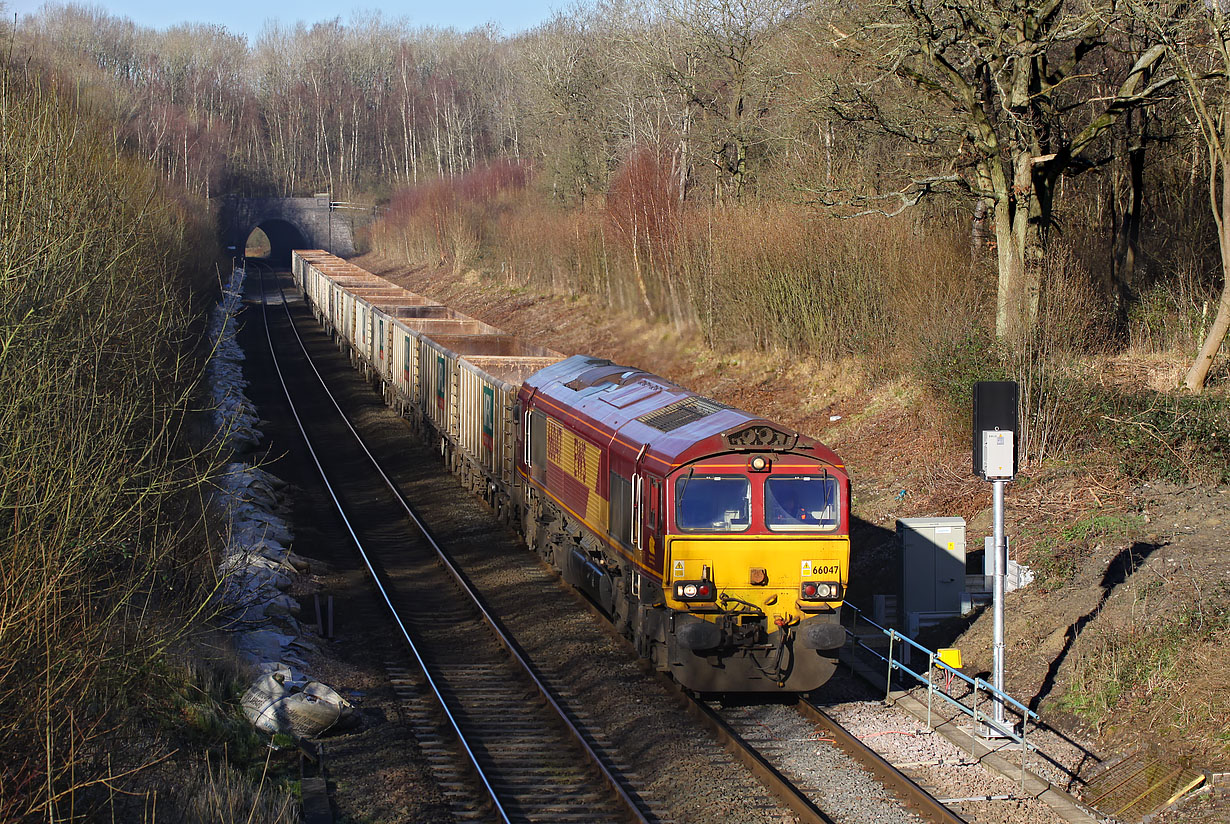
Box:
[927,651,935,728]
[885,633,895,701]
[992,478,1006,728]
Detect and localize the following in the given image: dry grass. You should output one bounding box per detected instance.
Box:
[0,60,237,819]
[371,169,976,359]
[142,751,299,824]
[1063,599,1230,759]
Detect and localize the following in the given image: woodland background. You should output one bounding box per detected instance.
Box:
[2,0,1229,819]
[18,0,1230,407]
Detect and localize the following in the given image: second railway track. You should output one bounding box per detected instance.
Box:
[699,695,967,824]
[256,267,655,823]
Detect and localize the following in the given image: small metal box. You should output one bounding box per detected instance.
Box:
[981,430,1014,478]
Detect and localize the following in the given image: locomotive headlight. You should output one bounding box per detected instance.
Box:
[800,581,842,601]
[748,454,771,472]
[674,580,716,601]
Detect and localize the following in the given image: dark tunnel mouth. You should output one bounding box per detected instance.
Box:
[245,218,309,266]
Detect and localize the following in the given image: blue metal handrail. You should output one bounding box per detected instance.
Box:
[843,603,1041,794]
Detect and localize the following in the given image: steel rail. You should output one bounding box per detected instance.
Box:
[797,698,968,824]
[675,691,837,824]
[255,267,512,822]
[262,268,649,824]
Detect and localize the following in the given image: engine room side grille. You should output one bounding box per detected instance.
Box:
[638,396,730,432]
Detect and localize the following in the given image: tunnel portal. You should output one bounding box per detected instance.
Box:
[246,219,309,265]
[216,195,355,262]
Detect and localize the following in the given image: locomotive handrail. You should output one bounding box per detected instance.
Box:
[843,602,1040,795]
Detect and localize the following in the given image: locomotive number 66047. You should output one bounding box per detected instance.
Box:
[292,251,851,693]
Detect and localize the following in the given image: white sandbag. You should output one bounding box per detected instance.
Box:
[234,628,296,663]
[241,666,354,738]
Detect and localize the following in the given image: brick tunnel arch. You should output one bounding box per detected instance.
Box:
[246,218,309,266]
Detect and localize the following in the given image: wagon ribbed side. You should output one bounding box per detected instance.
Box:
[458,356,564,489]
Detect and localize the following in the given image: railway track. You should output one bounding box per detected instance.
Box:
[255,267,654,824]
[681,693,967,824]
[590,636,969,824]
[252,264,978,824]
[796,698,967,823]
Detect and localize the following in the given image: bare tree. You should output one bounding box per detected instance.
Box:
[518,10,617,202]
[648,0,798,201]
[1130,0,1230,391]
[810,0,1174,341]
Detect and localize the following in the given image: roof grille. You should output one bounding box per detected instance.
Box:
[638,396,730,432]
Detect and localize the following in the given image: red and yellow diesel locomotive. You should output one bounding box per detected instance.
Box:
[518,356,849,691]
[292,251,851,692]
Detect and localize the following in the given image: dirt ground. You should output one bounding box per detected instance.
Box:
[357,252,1230,822]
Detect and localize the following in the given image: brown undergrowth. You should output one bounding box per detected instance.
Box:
[0,61,296,821]
[357,246,1230,780]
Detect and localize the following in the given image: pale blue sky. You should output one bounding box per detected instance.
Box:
[5,0,565,42]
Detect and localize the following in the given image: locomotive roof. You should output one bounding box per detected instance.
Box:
[524,354,844,471]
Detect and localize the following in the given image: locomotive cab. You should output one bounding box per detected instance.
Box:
[661,445,850,692]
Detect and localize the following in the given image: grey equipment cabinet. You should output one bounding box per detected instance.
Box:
[897,517,967,618]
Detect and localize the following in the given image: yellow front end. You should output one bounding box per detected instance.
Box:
[660,534,849,691]
[666,535,849,620]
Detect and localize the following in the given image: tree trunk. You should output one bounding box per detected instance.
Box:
[993,192,1026,340]
[1185,150,1230,392]
[990,148,1052,343]
[971,197,990,266]
[1108,136,1144,333]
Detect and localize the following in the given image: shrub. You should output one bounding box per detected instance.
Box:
[914,324,1008,424]
[371,168,976,357]
[0,63,217,819]
[1086,388,1230,484]
[1060,602,1230,754]
[1128,263,1222,357]
[372,160,529,273]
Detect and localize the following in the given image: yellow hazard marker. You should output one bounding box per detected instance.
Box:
[936,648,962,692]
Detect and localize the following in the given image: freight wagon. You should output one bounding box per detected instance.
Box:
[290,251,851,692]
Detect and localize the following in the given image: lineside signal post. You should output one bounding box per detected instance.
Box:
[973,381,1018,735]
